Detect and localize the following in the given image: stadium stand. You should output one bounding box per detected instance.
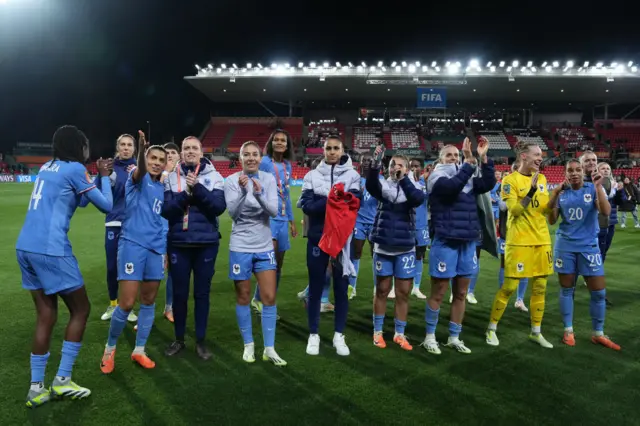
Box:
[390,128,420,149]
[353,126,379,150]
[307,122,346,148]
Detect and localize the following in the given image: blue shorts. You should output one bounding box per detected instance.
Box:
[270,220,291,252]
[553,250,605,277]
[492,207,500,220]
[354,221,373,241]
[415,227,430,247]
[373,252,417,279]
[117,239,164,281]
[428,237,478,279]
[498,238,506,255]
[229,250,277,280]
[17,250,84,295]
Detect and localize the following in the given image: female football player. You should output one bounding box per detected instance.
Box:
[225,141,287,365]
[99,134,138,324]
[548,160,619,350]
[368,148,425,351]
[18,126,113,407]
[251,130,298,315]
[298,136,361,356]
[486,140,554,348]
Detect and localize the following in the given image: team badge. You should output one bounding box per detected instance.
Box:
[107,231,115,240]
[503,184,510,195]
[232,264,241,275]
[584,193,592,203]
[438,262,447,272]
[171,253,178,264]
[472,254,478,265]
[539,184,545,192]
[85,171,91,183]
[555,258,564,268]
[125,262,134,274]
[204,178,211,187]
[312,247,321,258]
[500,241,506,251]
[375,261,382,271]
[517,262,524,272]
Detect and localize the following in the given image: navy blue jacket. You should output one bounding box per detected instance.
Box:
[367,166,425,248]
[162,158,226,246]
[428,160,496,241]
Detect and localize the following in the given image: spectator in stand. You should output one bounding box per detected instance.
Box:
[619,177,640,228]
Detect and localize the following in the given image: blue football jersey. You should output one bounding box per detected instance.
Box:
[120,172,166,254]
[490,182,501,205]
[555,182,600,253]
[259,156,293,221]
[357,177,378,225]
[415,177,428,230]
[16,161,96,256]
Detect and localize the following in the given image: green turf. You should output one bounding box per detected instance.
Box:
[1,184,639,426]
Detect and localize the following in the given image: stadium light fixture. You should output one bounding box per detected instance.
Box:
[309,62,316,68]
[596,62,603,68]
[517,89,520,92]
[470,59,479,68]
[304,88,307,91]
[632,66,638,72]
[552,61,559,67]
[378,61,383,67]
[422,65,428,72]
[395,65,401,72]
[369,66,375,71]
[361,61,367,67]
[285,63,290,68]
[216,68,221,73]
[486,61,492,67]
[357,65,363,72]
[257,63,263,69]
[545,65,552,72]
[348,62,353,67]
[445,61,450,67]
[221,63,227,69]
[611,62,617,67]
[382,66,387,71]
[232,63,238,69]
[499,61,505,67]
[230,77,235,83]
[541,61,548,67]
[415,61,420,67]
[391,61,397,67]
[606,89,609,92]
[336,62,341,67]
[506,66,513,72]
[207,64,213,69]
[628,61,634,67]
[583,61,589,67]
[435,66,441,72]
[531,66,537,72]
[567,60,574,67]
[561,89,564,92]
[431,61,437,67]
[246,63,251,69]
[526,61,533,67]
[512,60,519,67]
[490,66,496,72]
[298,62,303,68]
[401,61,407,67]
[408,64,416,73]
[322,62,328,68]
[520,66,526,72]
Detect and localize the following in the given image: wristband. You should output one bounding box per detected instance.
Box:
[527,187,537,198]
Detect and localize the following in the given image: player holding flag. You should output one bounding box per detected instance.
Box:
[226,141,287,365]
[548,160,620,350]
[100,131,167,373]
[18,125,113,407]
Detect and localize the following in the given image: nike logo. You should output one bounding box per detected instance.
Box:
[537,309,544,312]
[496,307,504,311]
[204,258,213,262]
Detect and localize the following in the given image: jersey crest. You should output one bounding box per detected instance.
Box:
[503,184,510,194]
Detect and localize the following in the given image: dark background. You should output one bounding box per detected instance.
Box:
[1,0,638,152]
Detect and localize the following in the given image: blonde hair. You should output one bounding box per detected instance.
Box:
[240,140,261,156]
[579,150,597,164]
[114,133,135,158]
[513,140,538,160]
[438,144,458,161]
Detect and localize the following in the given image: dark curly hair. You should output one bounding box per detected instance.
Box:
[53,125,89,163]
[265,129,294,161]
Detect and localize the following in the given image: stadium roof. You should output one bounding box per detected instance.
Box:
[185,59,640,104]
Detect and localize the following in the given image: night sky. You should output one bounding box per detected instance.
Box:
[1,0,638,154]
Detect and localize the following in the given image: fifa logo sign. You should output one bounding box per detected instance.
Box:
[421,93,443,102]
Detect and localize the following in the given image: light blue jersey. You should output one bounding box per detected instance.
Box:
[120,172,166,255]
[16,161,109,256]
[356,177,378,225]
[415,177,428,230]
[555,182,600,253]
[259,156,293,222]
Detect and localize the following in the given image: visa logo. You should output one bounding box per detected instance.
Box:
[421,93,443,102]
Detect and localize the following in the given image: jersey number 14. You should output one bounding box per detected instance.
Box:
[28,178,45,211]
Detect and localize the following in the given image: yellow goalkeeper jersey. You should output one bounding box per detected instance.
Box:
[501,171,551,246]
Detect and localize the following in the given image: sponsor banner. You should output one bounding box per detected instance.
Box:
[0,174,15,182]
[211,117,303,126]
[17,175,34,183]
[369,148,424,157]
[416,87,447,109]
